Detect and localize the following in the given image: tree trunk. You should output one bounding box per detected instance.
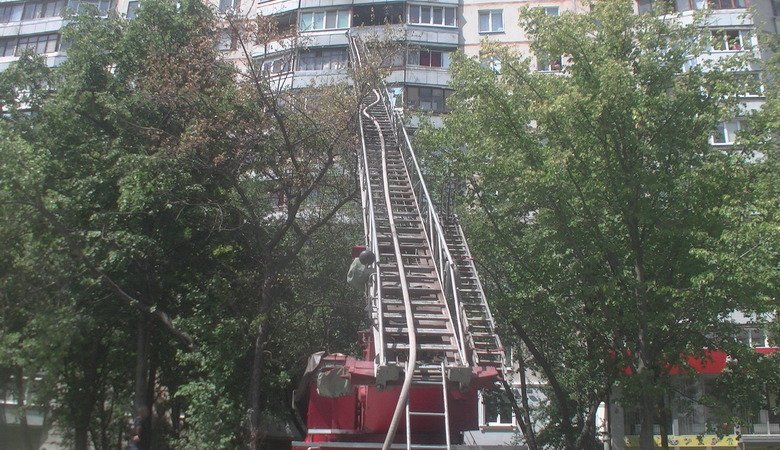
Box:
[248,322,268,450]
[659,393,669,450]
[15,367,35,450]
[510,320,577,450]
[248,272,276,450]
[133,317,153,450]
[74,423,90,450]
[639,390,656,450]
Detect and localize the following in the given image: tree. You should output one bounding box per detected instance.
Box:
[0,1,369,448]
[423,1,779,448]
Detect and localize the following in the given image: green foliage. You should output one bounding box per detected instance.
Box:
[0,0,363,448]
[421,0,779,447]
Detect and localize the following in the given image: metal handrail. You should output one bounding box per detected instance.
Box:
[351,30,468,367]
[450,214,508,369]
[348,33,386,366]
[396,120,468,365]
[349,32,420,450]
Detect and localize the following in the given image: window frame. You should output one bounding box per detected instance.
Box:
[478,9,503,34]
[126,0,139,18]
[405,85,453,113]
[73,0,112,16]
[709,29,752,52]
[297,47,349,71]
[298,9,350,31]
[15,33,60,56]
[407,4,457,27]
[407,48,450,69]
[708,0,748,8]
[710,119,743,145]
[0,3,23,23]
[478,387,517,429]
[0,38,17,57]
[218,0,239,12]
[537,54,562,72]
[259,53,293,75]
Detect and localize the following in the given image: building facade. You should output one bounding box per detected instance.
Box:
[0,0,777,448]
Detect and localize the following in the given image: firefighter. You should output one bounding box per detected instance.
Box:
[347,249,375,289]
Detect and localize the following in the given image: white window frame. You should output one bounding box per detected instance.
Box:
[299,9,350,31]
[15,33,59,56]
[407,4,456,27]
[297,48,349,71]
[218,0,239,12]
[478,388,517,429]
[126,0,139,18]
[260,53,293,75]
[738,72,763,97]
[72,0,112,16]
[407,48,451,69]
[537,54,562,72]
[0,3,24,23]
[709,29,752,52]
[478,9,503,33]
[710,119,743,145]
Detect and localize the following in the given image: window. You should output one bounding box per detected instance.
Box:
[0,38,16,57]
[711,120,743,145]
[15,34,59,55]
[217,30,235,51]
[126,0,139,18]
[708,0,747,8]
[298,48,348,71]
[299,9,350,31]
[405,86,453,113]
[260,54,292,75]
[72,0,112,15]
[352,4,404,27]
[0,3,23,23]
[710,29,751,51]
[737,72,763,97]
[218,0,238,12]
[542,6,559,15]
[537,53,562,71]
[637,0,677,13]
[482,55,501,73]
[408,5,456,27]
[478,10,503,33]
[480,388,515,427]
[737,327,769,348]
[407,49,450,68]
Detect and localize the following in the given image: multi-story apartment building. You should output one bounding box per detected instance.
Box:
[0,0,776,448]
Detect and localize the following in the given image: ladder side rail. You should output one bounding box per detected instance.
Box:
[452,216,508,369]
[357,105,386,366]
[364,90,419,450]
[394,118,468,367]
[350,34,420,446]
[349,33,387,366]
[441,362,451,450]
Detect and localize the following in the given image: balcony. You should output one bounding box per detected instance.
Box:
[743,410,780,442]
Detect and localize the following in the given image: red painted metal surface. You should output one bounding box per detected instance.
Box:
[292,337,502,449]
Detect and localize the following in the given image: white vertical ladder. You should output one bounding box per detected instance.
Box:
[403,362,451,450]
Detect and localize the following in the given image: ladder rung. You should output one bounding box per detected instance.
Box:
[408,411,446,417]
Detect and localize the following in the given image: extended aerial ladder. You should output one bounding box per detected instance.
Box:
[291,34,506,450]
